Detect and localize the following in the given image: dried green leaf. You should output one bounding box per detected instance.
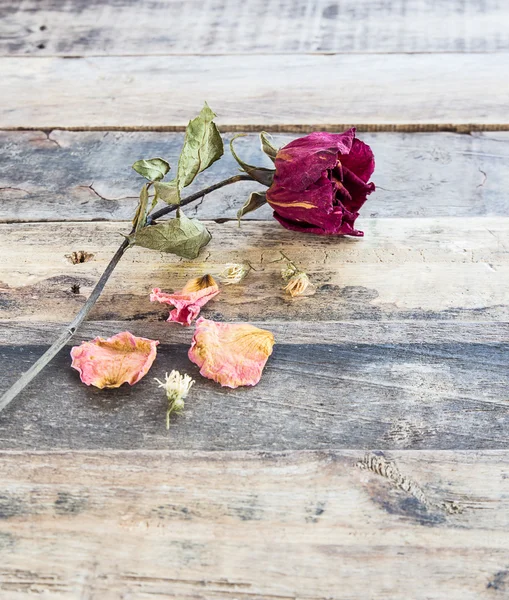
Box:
[132,158,170,181]
[230,135,275,187]
[132,184,150,232]
[177,103,223,189]
[149,188,159,214]
[260,131,279,163]
[154,180,180,205]
[129,212,211,259]
[237,191,267,225]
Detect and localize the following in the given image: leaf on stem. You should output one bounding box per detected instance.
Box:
[237,190,267,224]
[132,184,150,232]
[132,158,170,181]
[129,211,211,259]
[154,180,180,205]
[177,102,224,189]
[260,131,279,163]
[230,135,275,187]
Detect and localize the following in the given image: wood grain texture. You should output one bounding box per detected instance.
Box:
[2,0,509,56]
[1,337,509,450]
[0,450,509,599]
[1,218,507,323]
[3,320,509,346]
[1,54,509,128]
[1,130,507,222]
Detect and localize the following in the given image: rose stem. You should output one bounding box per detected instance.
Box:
[0,174,253,413]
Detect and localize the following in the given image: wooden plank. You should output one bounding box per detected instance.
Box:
[0,449,508,599]
[2,130,508,222]
[2,0,509,56]
[1,54,509,128]
[1,334,509,450]
[0,219,507,323]
[2,320,509,346]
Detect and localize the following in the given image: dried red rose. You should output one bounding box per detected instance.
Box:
[266,128,375,236]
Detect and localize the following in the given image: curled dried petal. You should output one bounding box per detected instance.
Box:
[284,272,315,297]
[70,331,159,389]
[188,318,274,389]
[150,274,219,326]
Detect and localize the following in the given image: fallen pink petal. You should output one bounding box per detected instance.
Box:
[150,274,220,326]
[266,128,375,236]
[188,318,275,389]
[70,331,159,389]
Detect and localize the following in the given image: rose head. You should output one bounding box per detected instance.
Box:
[266,128,375,236]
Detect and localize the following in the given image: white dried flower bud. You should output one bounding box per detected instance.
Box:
[220,263,251,285]
[155,370,195,429]
[284,272,316,297]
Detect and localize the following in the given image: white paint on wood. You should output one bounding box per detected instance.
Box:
[1,0,509,55]
[1,54,508,128]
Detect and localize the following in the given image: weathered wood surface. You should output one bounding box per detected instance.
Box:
[1,336,509,450]
[1,219,507,322]
[2,2,509,595]
[3,320,509,347]
[2,54,509,128]
[1,130,507,222]
[0,450,508,599]
[1,216,507,450]
[2,0,509,56]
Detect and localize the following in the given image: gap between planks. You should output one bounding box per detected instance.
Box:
[3,124,509,133]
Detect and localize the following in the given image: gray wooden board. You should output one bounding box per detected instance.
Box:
[1,0,509,55]
[1,131,508,223]
[2,320,509,346]
[0,449,509,599]
[2,54,509,128]
[0,339,508,450]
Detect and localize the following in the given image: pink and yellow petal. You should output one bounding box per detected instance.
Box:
[188,318,274,388]
[150,275,219,326]
[70,331,159,389]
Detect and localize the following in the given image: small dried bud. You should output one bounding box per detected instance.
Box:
[155,370,195,429]
[284,272,315,297]
[220,263,251,285]
[281,262,298,282]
